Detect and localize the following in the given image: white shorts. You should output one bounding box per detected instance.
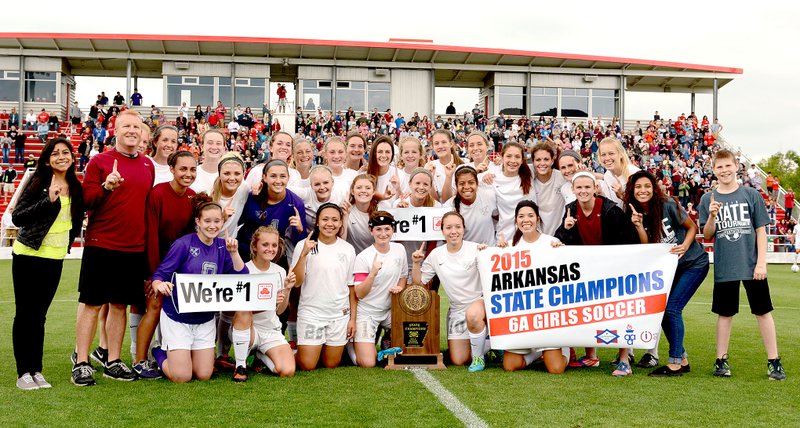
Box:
[297,316,349,346]
[354,310,391,343]
[507,347,571,361]
[3,183,13,193]
[160,311,216,351]
[250,315,289,353]
[446,307,469,340]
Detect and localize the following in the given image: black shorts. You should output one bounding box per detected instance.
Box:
[71,117,81,125]
[711,279,774,317]
[78,246,147,307]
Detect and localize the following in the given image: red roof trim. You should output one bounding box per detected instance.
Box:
[0,32,743,74]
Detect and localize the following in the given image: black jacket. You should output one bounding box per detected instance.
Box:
[554,196,638,246]
[12,182,84,252]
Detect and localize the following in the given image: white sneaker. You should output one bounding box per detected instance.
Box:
[16,373,40,390]
[32,372,52,388]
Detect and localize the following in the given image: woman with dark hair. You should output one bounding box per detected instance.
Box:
[290,203,357,370]
[443,165,497,245]
[366,135,399,202]
[504,200,569,374]
[488,142,536,244]
[12,137,85,389]
[148,125,179,185]
[625,170,709,376]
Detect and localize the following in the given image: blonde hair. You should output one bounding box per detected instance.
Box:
[598,137,633,182]
[398,136,426,169]
[249,225,284,262]
[210,152,245,202]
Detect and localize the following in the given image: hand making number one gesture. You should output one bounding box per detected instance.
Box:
[289,206,303,233]
[563,208,577,230]
[411,242,426,264]
[104,159,123,191]
[629,204,643,229]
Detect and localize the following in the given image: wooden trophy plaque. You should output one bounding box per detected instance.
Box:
[386,284,446,369]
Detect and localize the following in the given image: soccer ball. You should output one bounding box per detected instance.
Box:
[792,264,799,273]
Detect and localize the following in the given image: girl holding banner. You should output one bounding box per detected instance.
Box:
[342,174,380,255]
[555,171,638,376]
[444,165,497,246]
[291,203,357,371]
[135,150,197,379]
[412,212,489,372]
[625,170,708,376]
[230,226,297,381]
[503,200,569,374]
[150,194,248,383]
[394,168,441,275]
[12,138,84,390]
[350,212,408,367]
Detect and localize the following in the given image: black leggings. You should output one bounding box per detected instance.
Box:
[12,253,63,377]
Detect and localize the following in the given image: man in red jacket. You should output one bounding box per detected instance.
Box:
[71,110,154,386]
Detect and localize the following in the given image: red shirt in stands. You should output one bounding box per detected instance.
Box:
[577,198,603,245]
[37,111,49,123]
[785,192,795,209]
[82,149,155,252]
[145,182,196,274]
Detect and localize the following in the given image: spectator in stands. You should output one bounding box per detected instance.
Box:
[772,176,781,199]
[8,108,19,129]
[11,137,84,390]
[785,188,795,220]
[48,111,59,133]
[1,133,10,164]
[23,155,36,170]
[277,84,287,113]
[71,110,155,386]
[92,123,107,147]
[130,89,142,106]
[25,110,36,130]
[0,109,8,130]
[113,92,124,106]
[2,163,17,203]
[37,121,50,143]
[175,111,188,131]
[69,102,82,133]
[99,92,109,106]
[446,102,456,115]
[10,126,24,163]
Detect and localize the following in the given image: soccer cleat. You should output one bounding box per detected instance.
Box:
[133,360,162,380]
[71,362,96,386]
[611,353,636,367]
[32,372,52,388]
[104,359,138,381]
[90,347,108,368]
[713,356,731,377]
[612,361,632,377]
[568,355,600,368]
[16,373,40,390]
[636,353,659,368]
[768,357,786,381]
[377,347,403,362]
[233,366,248,383]
[214,355,236,372]
[468,356,486,372]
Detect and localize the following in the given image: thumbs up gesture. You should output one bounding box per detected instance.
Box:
[564,208,577,230]
[104,159,123,191]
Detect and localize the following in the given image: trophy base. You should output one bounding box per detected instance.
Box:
[385,353,446,370]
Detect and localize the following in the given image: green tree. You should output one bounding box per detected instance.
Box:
[758,150,800,193]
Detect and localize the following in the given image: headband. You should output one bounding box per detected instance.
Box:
[409,167,434,183]
[217,153,245,173]
[558,150,581,163]
[571,171,596,184]
[369,213,396,228]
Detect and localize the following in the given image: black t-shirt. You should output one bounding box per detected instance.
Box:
[2,169,17,183]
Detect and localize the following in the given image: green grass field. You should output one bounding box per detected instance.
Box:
[0,260,797,427]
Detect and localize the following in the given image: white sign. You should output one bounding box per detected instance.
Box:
[174,272,281,313]
[477,244,678,349]
[386,207,453,241]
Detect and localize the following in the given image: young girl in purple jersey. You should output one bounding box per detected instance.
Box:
[150,193,247,383]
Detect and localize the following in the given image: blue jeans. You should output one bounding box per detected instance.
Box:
[662,263,709,364]
[2,147,8,164]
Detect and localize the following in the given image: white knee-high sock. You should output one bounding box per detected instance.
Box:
[231,328,250,369]
[469,328,487,359]
[256,351,276,373]
[524,352,537,366]
[129,313,142,363]
[345,341,357,365]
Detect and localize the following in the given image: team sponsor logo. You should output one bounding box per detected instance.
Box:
[595,329,619,344]
[433,216,443,232]
[258,283,273,300]
[640,330,655,343]
[189,247,200,257]
[624,324,636,345]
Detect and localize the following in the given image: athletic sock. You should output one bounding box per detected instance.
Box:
[152,346,167,370]
[287,321,297,343]
[256,351,276,373]
[345,341,357,365]
[232,328,250,369]
[216,313,233,358]
[524,352,537,366]
[129,313,142,363]
[468,327,487,359]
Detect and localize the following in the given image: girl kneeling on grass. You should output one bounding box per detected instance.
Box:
[291,203,357,370]
[150,193,247,383]
[412,211,489,372]
[230,226,297,382]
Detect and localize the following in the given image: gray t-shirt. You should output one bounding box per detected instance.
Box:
[660,199,708,271]
[698,186,769,282]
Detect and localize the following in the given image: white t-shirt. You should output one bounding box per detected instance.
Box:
[443,186,497,245]
[420,241,483,311]
[513,233,560,252]
[288,185,348,227]
[150,158,172,186]
[291,237,356,321]
[429,159,455,199]
[603,164,639,209]
[220,184,250,237]
[332,168,358,196]
[244,261,286,331]
[493,173,537,243]
[534,170,567,236]
[345,208,373,255]
[190,165,218,194]
[353,243,408,315]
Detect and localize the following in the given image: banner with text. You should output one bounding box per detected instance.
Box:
[174,273,281,313]
[477,244,678,349]
[386,207,453,241]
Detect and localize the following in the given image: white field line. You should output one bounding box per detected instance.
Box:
[411,368,489,428]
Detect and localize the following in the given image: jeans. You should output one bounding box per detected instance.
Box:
[662,263,709,364]
[14,146,23,163]
[12,254,64,376]
[2,146,8,164]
